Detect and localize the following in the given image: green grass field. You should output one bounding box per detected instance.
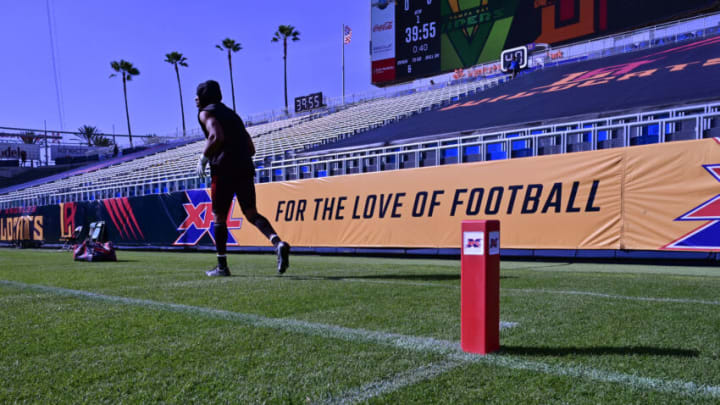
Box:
[1,248,719,404]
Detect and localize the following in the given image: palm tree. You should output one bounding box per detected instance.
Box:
[109,60,140,147]
[76,125,99,146]
[271,25,300,113]
[77,125,112,147]
[164,52,189,136]
[20,131,40,144]
[215,38,242,112]
[92,135,112,147]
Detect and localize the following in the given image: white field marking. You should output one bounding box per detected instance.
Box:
[502,288,720,306]
[3,279,719,400]
[155,276,720,307]
[318,360,464,405]
[151,277,453,290]
[0,293,52,304]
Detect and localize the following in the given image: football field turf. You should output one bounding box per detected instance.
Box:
[1,248,719,404]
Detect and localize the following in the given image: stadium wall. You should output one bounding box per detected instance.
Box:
[2,138,720,257]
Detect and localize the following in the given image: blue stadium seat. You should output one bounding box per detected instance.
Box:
[644,124,659,136]
[441,148,458,165]
[463,145,482,162]
[512,148,533,158]
[487,143,506,160]
[488,151,507,160]
[511,139,527,150]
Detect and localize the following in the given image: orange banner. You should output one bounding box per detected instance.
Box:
[227,138,720,251]
[230,145,621,249]
[623,138,720,251]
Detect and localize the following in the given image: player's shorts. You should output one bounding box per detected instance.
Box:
[211,172,256,218]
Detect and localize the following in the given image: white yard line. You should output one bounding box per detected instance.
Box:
[151,276,720,306]
[317,360,464,405]
[3,279,719,401]
[501,288,720,306]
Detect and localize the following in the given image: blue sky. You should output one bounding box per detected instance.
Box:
[0,1,374,142]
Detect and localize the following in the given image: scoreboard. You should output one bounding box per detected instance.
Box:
[370,0,718,86]
[394,0,441,81]
[294,92,324,113]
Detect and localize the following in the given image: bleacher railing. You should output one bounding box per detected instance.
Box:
[250,101,720,183]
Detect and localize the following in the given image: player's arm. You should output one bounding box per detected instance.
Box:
[247,134,256,156]
[199,110,225,158]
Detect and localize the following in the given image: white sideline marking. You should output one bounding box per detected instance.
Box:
[157,277,720,306]
[502,288,720,306]
[2,279,719,400]
[318,360,464,405]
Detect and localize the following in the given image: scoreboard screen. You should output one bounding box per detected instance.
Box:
[294,92,324,113]
[394,1,441,81]
[371,0,717,86]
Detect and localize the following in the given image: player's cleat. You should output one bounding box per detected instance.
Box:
[206,266,231,277]
[276,241,290,274]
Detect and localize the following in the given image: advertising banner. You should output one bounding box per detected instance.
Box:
[238,149,621,249]
[371,0,397,83]
[51,145,110,159]
[0,144,41,161]
[623,138,720,251]
[3,138,720,251]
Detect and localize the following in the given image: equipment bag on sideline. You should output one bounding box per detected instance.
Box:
[73,240,117,262]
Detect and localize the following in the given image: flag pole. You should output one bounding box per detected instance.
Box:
[342,24,346,105]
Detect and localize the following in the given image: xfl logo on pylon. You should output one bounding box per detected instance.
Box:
[174,189,243,246]
[467,238,482,248]
[463,232,484,255]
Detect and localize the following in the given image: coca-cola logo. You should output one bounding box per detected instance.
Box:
[373,21,392,32]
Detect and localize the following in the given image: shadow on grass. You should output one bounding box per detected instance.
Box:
[500,345,699,357]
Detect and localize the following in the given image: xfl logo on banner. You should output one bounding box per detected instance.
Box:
[174,189,243,246]
[665,161,720,250]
